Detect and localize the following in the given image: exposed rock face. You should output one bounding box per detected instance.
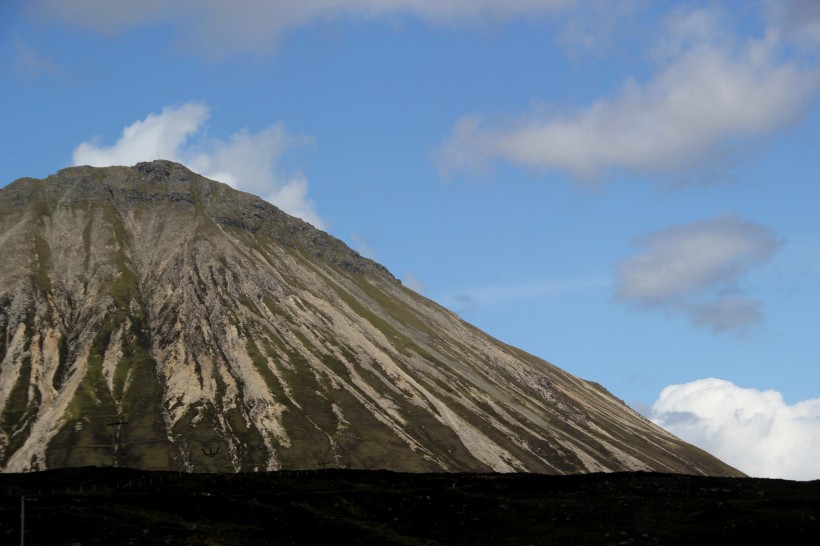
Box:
[0,161,742,475]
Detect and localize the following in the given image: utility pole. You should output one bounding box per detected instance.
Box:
[202,445,220,473]
[107,419,129,467]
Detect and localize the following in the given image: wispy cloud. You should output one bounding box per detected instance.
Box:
[450,294,478,315]
[652,378,820,480]
[615,215,781,333]
[13,40,61,82]
[765,0,820,46]
[402,271,426,294]
[348,234,376,259]
[554,0,643,59]
[31,0,575,58]
[437,7,820,182]
[72,102,325,229]
[437,276,606,313]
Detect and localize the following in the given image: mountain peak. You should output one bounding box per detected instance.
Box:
[0,164,741,476]
[3,160,391,279]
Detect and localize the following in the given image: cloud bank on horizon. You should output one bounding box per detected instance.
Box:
[652,378,820,481]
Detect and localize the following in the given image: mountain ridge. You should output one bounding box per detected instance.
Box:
[0,161,742,477]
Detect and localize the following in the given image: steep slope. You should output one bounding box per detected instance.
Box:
[0,161,742,476]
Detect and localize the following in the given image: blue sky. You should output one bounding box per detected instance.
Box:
[2,0,819,479]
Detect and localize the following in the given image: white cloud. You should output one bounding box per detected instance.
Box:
[615,215,781,333]
[73,103,209,168]
[437,8,820,181]
[185,124,324,228]
[72,102,326,229]
[32,0,574,58]
[652,378,820,480]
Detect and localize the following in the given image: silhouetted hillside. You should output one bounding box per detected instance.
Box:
[1,467,818,544]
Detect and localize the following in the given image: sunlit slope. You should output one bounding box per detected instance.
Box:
[0,161,742,476]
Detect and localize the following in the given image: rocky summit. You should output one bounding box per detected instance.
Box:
[0,161,741,476]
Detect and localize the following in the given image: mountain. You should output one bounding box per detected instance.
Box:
[0,161,741,476]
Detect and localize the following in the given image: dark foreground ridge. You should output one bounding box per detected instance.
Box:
[1,468,818,545]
